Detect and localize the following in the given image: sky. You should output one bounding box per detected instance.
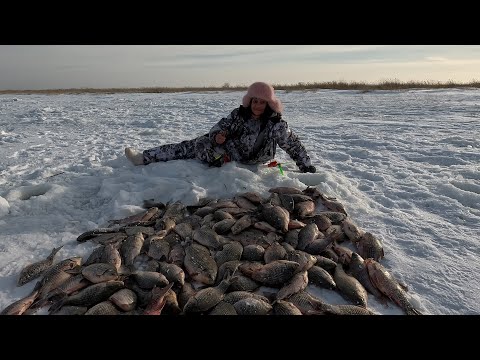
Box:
[0,88,479,315]
[1,45,480,91]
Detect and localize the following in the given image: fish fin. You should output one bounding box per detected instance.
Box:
[118,265,133,276]
[398,281,409,292]
[49,245,64,259]
[48,298,66,314]
[65,265,82,275]
[305,309,324,315]
[376,294,390,306]
[409,307,423,315]
[46,292,67,304]
[30,296,51,311]
[32,280,42,292]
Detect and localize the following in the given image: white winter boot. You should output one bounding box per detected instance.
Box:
[125,147,144,166]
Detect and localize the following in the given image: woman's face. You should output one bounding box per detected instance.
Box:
[251,97,267,118]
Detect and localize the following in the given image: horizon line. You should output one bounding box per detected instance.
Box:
[1,79,480,94]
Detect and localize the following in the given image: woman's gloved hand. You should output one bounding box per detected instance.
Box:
[299,165,316,173]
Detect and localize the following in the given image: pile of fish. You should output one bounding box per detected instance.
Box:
[1,186,423,315]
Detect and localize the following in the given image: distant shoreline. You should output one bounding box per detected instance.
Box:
[1,80,479,95]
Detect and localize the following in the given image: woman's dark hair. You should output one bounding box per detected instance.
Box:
[260,103,274,119]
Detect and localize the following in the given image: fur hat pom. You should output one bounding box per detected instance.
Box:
[242,82,283,114]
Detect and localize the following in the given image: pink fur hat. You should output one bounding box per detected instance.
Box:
[242,82,283,114]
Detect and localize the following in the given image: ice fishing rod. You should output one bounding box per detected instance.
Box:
[267,160,284,175]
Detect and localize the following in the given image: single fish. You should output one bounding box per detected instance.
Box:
[251,260,299,286]
[264,242,287,264]
[356,232,385,262]
[85,301,121,315]
[333,263,368,307]
[1,290,39,315]
[208,301,238,315]
[276,271,309,300]
[17,246,63,286]
[365,259,422,315]
[215,241,243,267]
[273,300,303,315]
[183,276,231,313]
[143,283,174,315]
[49,280,124,312]
[234,297,273,315]
[183,243,217,285]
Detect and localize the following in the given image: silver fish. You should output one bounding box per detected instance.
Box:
[147,237,170,261]
[234,297,272,315]
[234,195,258,211]
[130,270,169,289]
[251,260,299,286]
[276,271,309,300]
[51,305,88,315]
[192,227,223,249]
[17,246,63,286]
[269,186,304,195]
[85,301,121,315]
[230,214,254,235]
[308,265,336,290]
[184,243,217,285]
[109,288,137,312]
[101,243,122,272]
[304,214,332,232]
[81,263,118,283]
[120,232,144,267]
[183,277,231,313]
[168,243,186,267]
[34,257,82,302]
[229,274,259,292]
[273,300,303,315]
[333,263,368,307]
[286,291,325,315]
[177,282,197,310]
[342,218,365,243]
[49,280,125,312]
[264,242,287,264]
[297,223,320,251]
[223,291,270,305]
[239,191,264,204]
[260,204,290,233]
[212,218,237,234]
[349,252,388,302]
[1,290,39,315]
[308,303,377,315]
[157,262,185,286]
[356,232,385,261]
[294,200,315,218]
[163,288,182,315]
[143,283,174,315]
[172,222,193,240]
[162,202,187,223]
[365,259,422,315]
[241,245,265,262]
[194,206,216,217]
[208,301,238,315]
[213,209,235,221]
[215,241,243,267]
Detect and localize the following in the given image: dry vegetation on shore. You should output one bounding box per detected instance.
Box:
[1,80,479,95]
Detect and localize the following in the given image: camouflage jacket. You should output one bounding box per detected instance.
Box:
[208,106,312,168]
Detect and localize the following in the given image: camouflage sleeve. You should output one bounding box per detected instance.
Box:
[208,108,240,142]
[274,120,312,168]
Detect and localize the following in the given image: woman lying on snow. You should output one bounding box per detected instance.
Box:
[125,81,317,173]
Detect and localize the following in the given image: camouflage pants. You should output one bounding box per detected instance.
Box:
[143,134,226,165]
